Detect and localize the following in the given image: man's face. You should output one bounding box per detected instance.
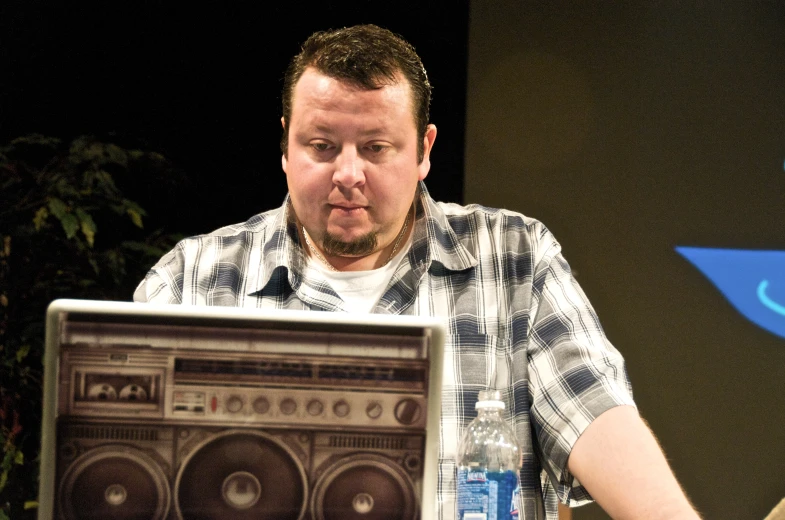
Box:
[282,68,436,262]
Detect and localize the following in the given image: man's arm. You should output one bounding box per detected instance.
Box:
[133,246,185,303]
[567,405,701,519]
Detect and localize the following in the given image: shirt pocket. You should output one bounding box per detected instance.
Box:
[439,333,513,458]
[442,333,511,392]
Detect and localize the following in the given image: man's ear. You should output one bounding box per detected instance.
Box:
[281,117,288,173]
[418,124,438,181]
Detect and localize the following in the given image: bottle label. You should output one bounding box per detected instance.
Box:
[510,482,520,520]
[456,468,519,520]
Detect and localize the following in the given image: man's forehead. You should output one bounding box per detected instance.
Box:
[293,69,412,104]
[289,69,415,126]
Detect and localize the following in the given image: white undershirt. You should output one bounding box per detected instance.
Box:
[304,235,412,313]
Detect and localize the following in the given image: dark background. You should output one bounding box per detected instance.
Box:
[1,1,469,236]
[4,1,785,519]
[465,2,785,519]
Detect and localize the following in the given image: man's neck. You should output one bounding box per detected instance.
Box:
[301,205,414,272]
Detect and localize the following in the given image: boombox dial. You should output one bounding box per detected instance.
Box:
[307,400,324,416]
[394,399,422,426]
[366,402,383,420]
[253,397,270,414]
[333,400,350,418]
[226,396,243,414]
[280,398,298,415]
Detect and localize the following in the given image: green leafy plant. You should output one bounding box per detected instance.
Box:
[0,134,186,519]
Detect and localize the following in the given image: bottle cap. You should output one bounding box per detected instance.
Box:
[476,390,505,409]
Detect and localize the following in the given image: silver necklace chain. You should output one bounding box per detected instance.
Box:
[302,228,339,271]
[302,207,412,272]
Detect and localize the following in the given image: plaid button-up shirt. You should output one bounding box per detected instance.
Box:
[134,182,635,519]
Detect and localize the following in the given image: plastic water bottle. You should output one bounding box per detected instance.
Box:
[456,390,522,520]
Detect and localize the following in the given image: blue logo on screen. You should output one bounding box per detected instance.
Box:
[676,246,785,339]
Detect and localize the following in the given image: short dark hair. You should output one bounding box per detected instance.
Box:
[280,24,432,162]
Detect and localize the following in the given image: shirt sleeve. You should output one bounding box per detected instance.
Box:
[526,231,636,505]
[132,245,186,304]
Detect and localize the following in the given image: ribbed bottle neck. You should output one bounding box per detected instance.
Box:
[476,407,504,418]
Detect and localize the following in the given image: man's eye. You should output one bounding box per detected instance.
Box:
[312,143,331,152]
[368,144,385,153]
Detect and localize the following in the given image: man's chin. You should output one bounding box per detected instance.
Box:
[323,231,378,257]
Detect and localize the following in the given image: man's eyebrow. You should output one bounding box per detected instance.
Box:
[300,123,393,138]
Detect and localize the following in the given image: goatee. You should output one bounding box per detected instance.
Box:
[322,231,378,257]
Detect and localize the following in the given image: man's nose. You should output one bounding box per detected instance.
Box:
[333,147,365,187]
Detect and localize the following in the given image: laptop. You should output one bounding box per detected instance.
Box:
[38,298,445,520]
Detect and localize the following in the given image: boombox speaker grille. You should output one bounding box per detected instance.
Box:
[63,425,160,442]
[327,434,408,450]
[59,445,170,520]
[174,430,308,520]
[311,454,416,520]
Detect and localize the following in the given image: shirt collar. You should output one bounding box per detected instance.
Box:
[416,182,477,272]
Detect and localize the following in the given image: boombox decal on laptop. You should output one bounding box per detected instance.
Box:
[39,300,445,520]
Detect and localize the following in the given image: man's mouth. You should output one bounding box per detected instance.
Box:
[330,204,366,215]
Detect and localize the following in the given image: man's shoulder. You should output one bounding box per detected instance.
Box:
[191,206,285,240]
[434,200,546,232]
[427,199,559,261]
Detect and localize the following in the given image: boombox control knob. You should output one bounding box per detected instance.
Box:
[333,399,350,417]
[307,399,324,416]
[280,398,298,415]
[226,395,243,413]
[366,402,383,419]
[252,396,270,414]
[394,398,422,425]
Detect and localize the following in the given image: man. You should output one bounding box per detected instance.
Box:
[135,24,700,519]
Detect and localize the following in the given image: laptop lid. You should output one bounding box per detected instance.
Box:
[38,298,445,520]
